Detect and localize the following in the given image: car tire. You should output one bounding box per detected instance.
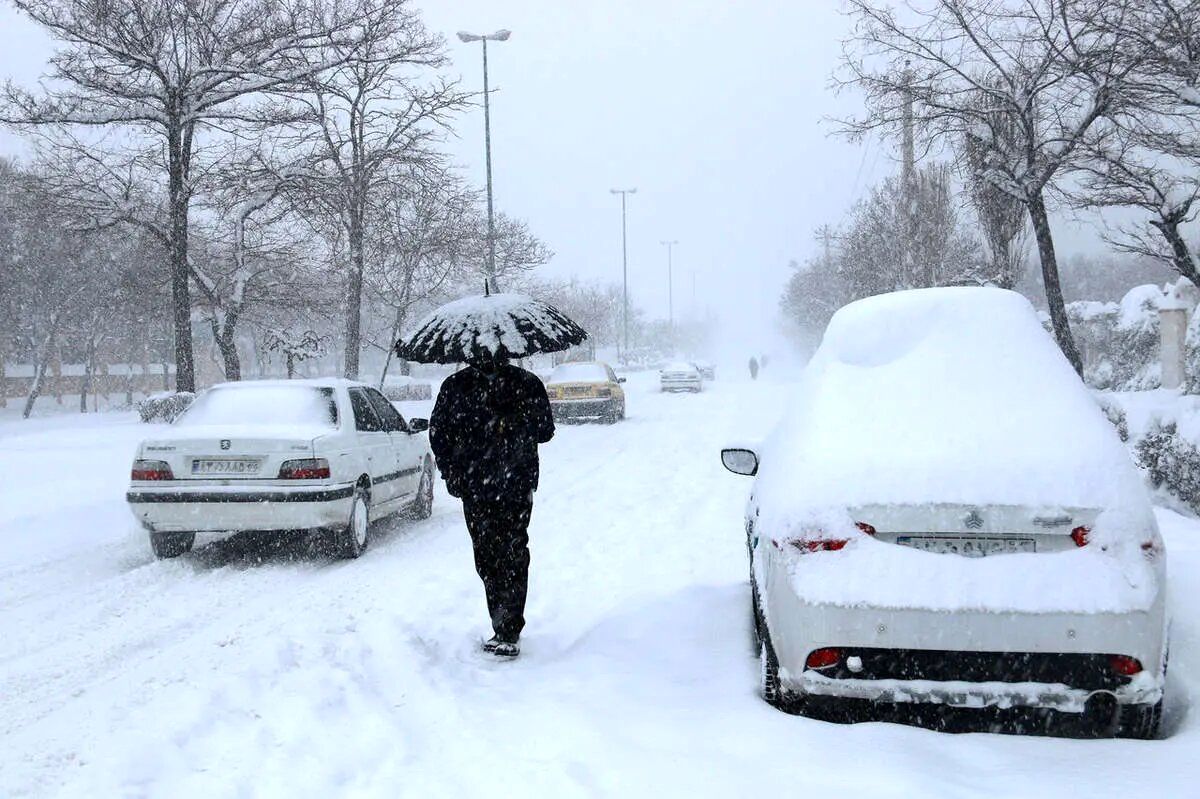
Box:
[150,531,194,559]
[760,626,785,709]
[337,486,371,559]
[1115,700,1163,739]
[408,461,434,520]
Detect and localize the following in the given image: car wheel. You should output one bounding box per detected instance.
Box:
[408,461,434,520]
[337,486,370,559]
[150,531,194,559]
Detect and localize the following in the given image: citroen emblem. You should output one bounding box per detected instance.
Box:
[220,439,231,450]
[964,510,984,529]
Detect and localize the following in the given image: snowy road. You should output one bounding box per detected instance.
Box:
[1,372,1197,798]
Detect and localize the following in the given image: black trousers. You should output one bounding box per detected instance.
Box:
[462,492,533,641]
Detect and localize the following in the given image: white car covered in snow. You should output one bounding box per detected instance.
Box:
[721,288,1168,737]
[127,379,434,559]
[660,361,703,392]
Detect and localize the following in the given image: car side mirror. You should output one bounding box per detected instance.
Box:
[617,377,626,383]
[721,448,759,476]
[408,417,430,433]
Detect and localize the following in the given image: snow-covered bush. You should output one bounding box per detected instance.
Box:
[1136,421,1200,513]
[1064,284,1162,391]
[1095,395,1129,442]
[137,391,195,423]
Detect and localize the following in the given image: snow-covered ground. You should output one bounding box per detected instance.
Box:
[1,371,1196,798]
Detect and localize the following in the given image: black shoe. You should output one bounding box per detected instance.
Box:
[491,639,520,658]
[481,635,501,653]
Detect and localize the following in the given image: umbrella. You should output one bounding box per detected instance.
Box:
[395,293,589,364]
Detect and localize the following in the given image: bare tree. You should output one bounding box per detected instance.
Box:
[1071,1,1200,286]
[281,0,468,378]
[838,0,1143,375]
[1,0,375,391]
[365,166,475,382]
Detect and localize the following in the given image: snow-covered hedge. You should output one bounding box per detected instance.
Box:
[136,391,195,423]
[1136,422,1200,514]
[1065,285,1162,391]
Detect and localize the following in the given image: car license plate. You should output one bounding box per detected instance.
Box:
[895,536,1035,557]
[191,458,261,475]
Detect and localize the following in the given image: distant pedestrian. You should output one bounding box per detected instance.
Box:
[430,351,555,659]
[748,356,759,380]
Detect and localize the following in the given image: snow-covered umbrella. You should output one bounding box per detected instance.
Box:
[395,293,589,364]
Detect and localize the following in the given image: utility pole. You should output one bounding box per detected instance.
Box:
[815,225,835,266]
[610,188,637,359]
[660,240,678,330]
[458,29,511,294]
[901,59,915,187]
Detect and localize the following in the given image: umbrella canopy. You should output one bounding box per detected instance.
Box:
[395,293,589,364]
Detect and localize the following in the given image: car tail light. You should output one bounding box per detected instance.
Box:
[278,458,331,480]
[131,459,173,480]
[1070,526,1090,547]
[856,522,877,536]
[1108,654,1143,676]
[806,647,843,670]
[790,538,848,553]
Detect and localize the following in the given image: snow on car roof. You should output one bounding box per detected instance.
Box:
[548,362,609,383]
[756,288,1149,520]
[662,361,698,372]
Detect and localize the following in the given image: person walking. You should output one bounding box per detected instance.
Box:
[748,356,759,380]
[429,352,555,658]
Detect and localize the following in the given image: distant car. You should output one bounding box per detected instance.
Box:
[127,379,434,560]
[693,360,716,381]
[660,361,703,393]
[545,361,626,423]
[722,288,1167,738]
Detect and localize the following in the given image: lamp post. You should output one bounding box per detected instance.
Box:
[660,240,678,331]
[610,187,636,359]
[458,29,511,294]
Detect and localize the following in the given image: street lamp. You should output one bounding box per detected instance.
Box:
[458,29,511,294]
[660,240,678,331]
[610,187,637,359]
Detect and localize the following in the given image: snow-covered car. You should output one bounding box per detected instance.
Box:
[693,360,716,381]
[127,379,435,559]
[660,361,703,392]
[545,361,626,422]
[721,288,1168,738]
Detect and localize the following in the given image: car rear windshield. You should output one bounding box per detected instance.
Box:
[663,362,696,373]
[549,363,609,384]
[176,386,339,428]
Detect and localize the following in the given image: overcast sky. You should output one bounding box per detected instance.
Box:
[0,0,1114,358]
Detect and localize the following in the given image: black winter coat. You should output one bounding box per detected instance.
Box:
[430,363,555,500]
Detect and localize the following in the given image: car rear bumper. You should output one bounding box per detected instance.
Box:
[550,398,616,417]
[765,578,1167,712]
[661,378,701,390]
[127,482,355,533]
[797,669,1160,713]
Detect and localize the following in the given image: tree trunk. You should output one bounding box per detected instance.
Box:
[80,334,97,413]
[344,211,365,379]
[1027,191,1083,376]
[23,327,57,419]
[167,119,196,392]
[1154,220,1200,287]
[210,315,242,381]
[286,353,296,379]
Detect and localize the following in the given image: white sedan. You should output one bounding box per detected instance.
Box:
[722,288,1168,738]
[127,378,434,559]
[660,361,703,392]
